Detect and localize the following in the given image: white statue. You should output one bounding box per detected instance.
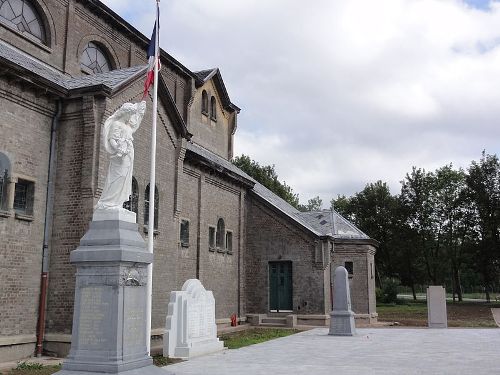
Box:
[95,101,146,211]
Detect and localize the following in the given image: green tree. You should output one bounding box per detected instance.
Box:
[232,155,300,209]
[400,167,443,285]
[433,165,476,301]
[298,196,323,211]
[332,181,403,288]
[466,152,500,302]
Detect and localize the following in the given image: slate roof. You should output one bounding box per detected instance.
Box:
[193,69,216,82]
[193,68,240,113]
[185,142,369,240]
[251,182,322,236]
[297,210,369,239]
[0,40,146,93]
[185,142,256,186]
[0,39,68,88]
[65,65,146,90]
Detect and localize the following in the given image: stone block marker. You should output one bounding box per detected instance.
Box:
[427,286,447,328]
[164,279,224,359]
[54,209,168,375]
[329,266,356,336]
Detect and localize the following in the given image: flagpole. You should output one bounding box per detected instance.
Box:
[146,0,160,355]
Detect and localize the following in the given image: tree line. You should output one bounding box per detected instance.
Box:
[234,152,500,301]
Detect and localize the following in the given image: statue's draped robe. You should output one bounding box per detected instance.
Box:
[96,101,146,210]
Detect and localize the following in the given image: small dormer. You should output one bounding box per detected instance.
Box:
[189,68,240,160]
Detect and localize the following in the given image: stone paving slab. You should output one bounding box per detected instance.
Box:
[165,328,500,375]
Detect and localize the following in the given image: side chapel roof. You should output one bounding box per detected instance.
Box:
[185,142,371,241]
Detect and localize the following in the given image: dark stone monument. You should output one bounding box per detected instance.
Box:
[55,210,169,375]
[329,266,356,336]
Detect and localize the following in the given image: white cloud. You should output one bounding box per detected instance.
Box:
[102,0,500,203]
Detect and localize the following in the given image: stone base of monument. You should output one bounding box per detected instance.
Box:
[55,209,172,375]
[329,310,356,336]
[164,279,224,359]
[328,266,357,336]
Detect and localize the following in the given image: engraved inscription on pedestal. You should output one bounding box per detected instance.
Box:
[123,287,146,351]
[78,286,110,349]
[164,279,224,359]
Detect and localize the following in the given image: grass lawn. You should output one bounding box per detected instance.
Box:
[219,328,300,349]
[0,363,61,375]
[378,300,500,327]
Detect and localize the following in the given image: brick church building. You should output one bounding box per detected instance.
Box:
[0,0,378,362]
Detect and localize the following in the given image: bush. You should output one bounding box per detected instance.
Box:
[379,278,400,304]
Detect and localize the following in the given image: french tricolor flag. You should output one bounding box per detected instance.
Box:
[143,21,160,99]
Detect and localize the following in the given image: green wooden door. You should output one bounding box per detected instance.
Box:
[269,261,293,312]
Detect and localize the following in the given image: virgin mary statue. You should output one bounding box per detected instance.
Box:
[95,101,146,211]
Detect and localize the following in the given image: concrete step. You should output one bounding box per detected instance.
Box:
[259,322,287,327]
[261,317,287,325]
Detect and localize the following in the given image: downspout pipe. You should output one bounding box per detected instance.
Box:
[36,99,61,357]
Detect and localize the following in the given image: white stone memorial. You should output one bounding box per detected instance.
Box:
[164,279,224,359]
[329,266,356,336]
[427,285,447,328]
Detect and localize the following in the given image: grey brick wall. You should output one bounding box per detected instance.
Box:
[245,195,327,315]
[331,241,377,317]
[0,77,55,350]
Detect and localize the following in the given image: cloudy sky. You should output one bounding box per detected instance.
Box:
[103,0,500,205]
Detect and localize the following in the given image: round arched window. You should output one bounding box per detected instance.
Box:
[0,0,46,43]
[80,41,111,74]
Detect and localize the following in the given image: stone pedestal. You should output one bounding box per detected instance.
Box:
[427,286,447,328]
[329,266,356,336]
[164,279,224,359]
[55,209,168,375]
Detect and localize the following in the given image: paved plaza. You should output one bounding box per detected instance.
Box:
[165,328,499,375]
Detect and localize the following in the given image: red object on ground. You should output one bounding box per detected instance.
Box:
[230,313,237,326]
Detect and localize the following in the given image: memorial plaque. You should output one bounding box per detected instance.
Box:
[164,279,224,359]
[77,286,110,349]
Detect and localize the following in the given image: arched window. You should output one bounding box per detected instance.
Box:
[0,152,11,211]
[201,90,208,114]
[80,41,111,74]
[210,96,217,120]
[0,0,46,44]
[123,177,138,221]
[144,184,158,230]
[216,218,225,249]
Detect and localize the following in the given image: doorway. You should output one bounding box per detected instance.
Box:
[269,261,293,312]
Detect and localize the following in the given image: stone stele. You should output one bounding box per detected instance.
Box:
[329,266,356,336]
[164,279,224,359]
[54,209,170,375]
[427,285,448,328]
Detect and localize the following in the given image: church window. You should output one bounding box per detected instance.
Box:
[123,177,138,222]
[210,96,217,120]
[0,0,46,44]
[180,219,189,247]
[216,218,225,249]
[144,184,158,230]
[0,152,10,211]
[80,41,111,74]
[225,231,233,254]
[345,261,354,276]
[201,90,208,114]
[208,226,215,251]
[14,178,34,216]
